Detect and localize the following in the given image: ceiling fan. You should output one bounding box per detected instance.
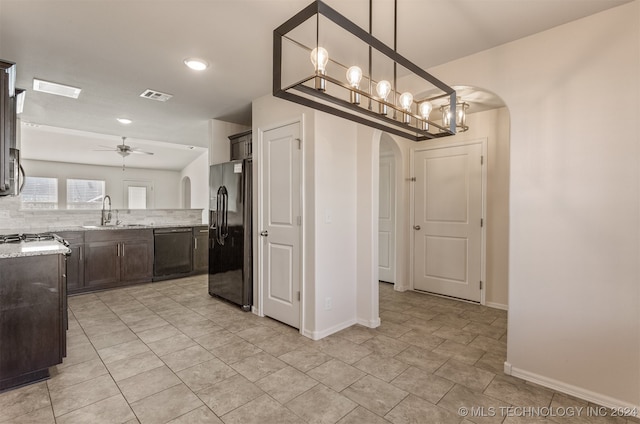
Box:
[95,136,154,157]
[94,136,154,171]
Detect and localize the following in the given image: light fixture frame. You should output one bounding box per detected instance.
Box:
[273,0,458,141]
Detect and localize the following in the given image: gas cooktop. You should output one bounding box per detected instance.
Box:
[0,233,68,246]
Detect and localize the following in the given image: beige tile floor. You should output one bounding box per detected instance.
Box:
[0,276,638,424]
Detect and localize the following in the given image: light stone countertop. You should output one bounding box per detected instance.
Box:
[0,240,71,259]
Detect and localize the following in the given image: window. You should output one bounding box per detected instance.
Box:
[123,180,153,209]
[21,177,58,209]
[127,186,147,209]
[67,179,105,209]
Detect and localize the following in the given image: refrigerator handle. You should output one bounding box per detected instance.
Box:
[216,186,224,245]
[222,186,229,239]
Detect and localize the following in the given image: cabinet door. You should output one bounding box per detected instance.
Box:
[193,232,208,274]
[85,241,120,287]
[0,255,63,388]
[65,244,84,292]
[55,231,85,293]
[121,240,153,283]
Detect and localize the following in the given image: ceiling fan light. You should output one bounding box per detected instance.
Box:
[184,58,209,71]
[117,118,132,124]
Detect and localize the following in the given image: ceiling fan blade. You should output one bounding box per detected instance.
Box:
[93,149,117,152]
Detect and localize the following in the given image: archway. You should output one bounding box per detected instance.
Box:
[181,176,191,209]
[370,85,510,310]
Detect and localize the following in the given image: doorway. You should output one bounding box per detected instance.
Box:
[259,121,302,329]
[378,135,397,284]
[123,180,154,209]
[182,176,191,209]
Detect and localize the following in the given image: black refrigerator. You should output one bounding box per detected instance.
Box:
[208,159,252,311]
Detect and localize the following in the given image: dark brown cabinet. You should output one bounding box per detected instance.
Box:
[193,226,208,274]
[0,253,67,391]
[56,231,85,292]
[229,130,252,161]
[84,229,153,291]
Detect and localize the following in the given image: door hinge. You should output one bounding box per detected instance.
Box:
[296,216,302,226]
[480,218,484,227]
[409,177,416,182]
[296,138,301,149]
[480,281,483,290]
[481,155,484,165]
[297,291,300,301]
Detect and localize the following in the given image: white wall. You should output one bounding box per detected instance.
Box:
[23,159,181,209]
[313,113,358,336]
[428,1,639,408]
[180,151,209,223]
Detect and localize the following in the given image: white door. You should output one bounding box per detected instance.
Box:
[413,143,483,302]
[260,122,301,328]
[379,153,396,283]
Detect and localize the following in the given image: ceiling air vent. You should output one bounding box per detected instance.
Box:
[139,89,173,102]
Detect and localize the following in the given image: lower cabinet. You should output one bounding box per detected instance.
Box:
[193,226,208,274]
[0,254,66,391]
[58,226,203,294]
[56,231,85,292]
[84,229,153,292]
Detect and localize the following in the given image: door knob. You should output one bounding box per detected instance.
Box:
[413,225,421,230]
[260,230,269,237]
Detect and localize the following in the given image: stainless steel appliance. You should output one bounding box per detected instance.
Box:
[208,159,252,310]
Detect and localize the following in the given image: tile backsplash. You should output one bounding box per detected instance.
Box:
[0,196,204,232]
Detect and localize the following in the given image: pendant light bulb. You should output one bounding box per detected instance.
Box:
[419,102,433,119]
[419,101,433,130]
[346,66,363,104]
[346,66,363,88]
[399,92,413,111]
[310,47,329,74]
[399,92,413,124]
[376,80,391,101]
[376,80,392,115]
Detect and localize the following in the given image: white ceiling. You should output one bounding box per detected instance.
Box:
[20,124,207,171]
[0,0,632,160]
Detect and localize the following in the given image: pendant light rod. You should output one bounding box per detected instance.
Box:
[368,0,373,110]
[393,0,397,119]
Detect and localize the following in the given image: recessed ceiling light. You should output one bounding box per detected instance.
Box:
[33,78,81,99]
[184,58,209,71]
[117,118,132,125]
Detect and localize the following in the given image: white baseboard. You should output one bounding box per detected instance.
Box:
[357,317,381,328]
[486,301,508,311]
[506,363,640,412]
[251,306,262,316]
[302,318,357,341]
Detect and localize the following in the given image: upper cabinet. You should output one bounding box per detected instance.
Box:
[229,130,252,161]
[0,60,16,194]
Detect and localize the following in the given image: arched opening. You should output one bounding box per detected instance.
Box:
[371,85,510,310]
[181,176,191,209]
[378,133,404,290]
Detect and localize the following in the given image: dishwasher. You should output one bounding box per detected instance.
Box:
[153,227,193,281]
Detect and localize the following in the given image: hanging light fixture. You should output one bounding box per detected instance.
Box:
[273,0,461,141]
[440,100,469,133]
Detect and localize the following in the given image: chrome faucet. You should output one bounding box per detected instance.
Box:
[101,195,112,226]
